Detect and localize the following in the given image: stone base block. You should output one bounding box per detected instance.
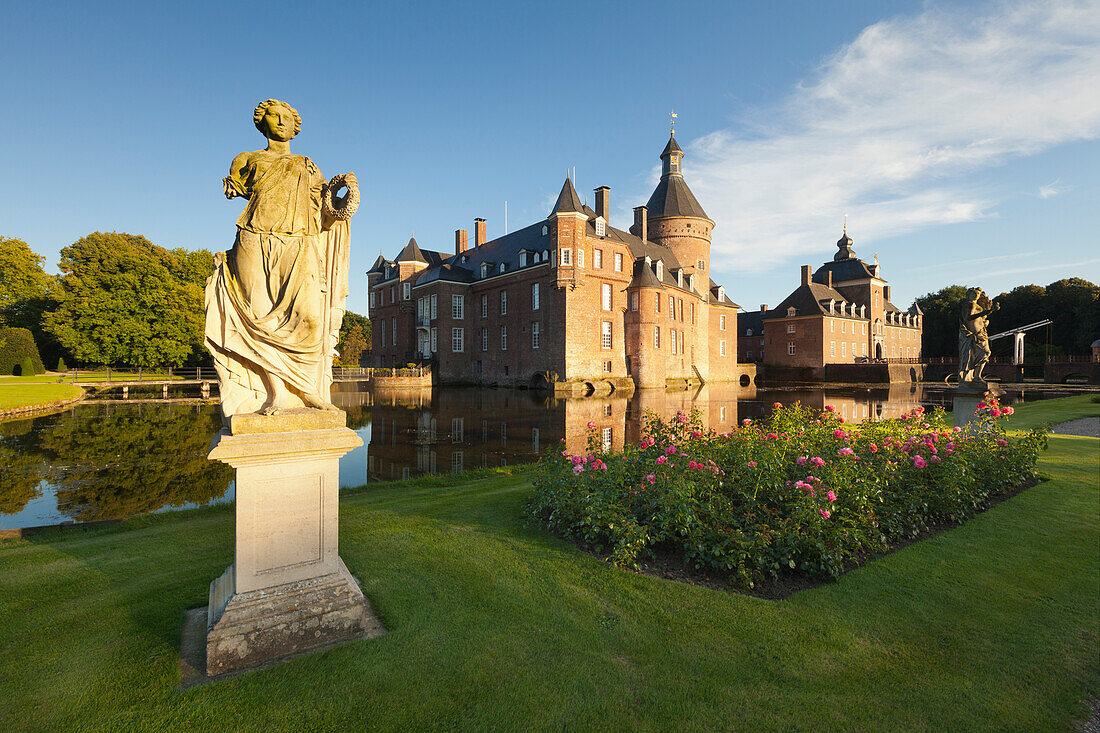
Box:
[952,383,1005,429]
[205,557,384,676]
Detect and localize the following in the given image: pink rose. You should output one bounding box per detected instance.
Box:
[796,456,808,466]
[913,455,928,469]
[572,465,584,475]
[665,445,677,455]
[571,455,583,466]
[656,455,668,465]
[819,509,831,519]
[741,418,752,426]
[586,421,596,430]
[810,457,826,468]
[833,429,847,439]
[1003,406,1015,415]
[766,432,778,441]
[838,447,854,457]
[826,490,837,502]
[645,474,656,484]
[824,405,835,412]
[747,460,757,468]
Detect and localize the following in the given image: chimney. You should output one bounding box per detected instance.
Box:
[595,186,610,221]
[760,304,768,312]
[826,270,833,288]
[474,218,487,247]
[883,285,891,303]
[455,228,468,255]
[801,265,811,285]
[633,205,647,242]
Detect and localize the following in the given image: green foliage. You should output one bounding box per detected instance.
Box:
[0,236,53,331]
[337,311,370,366]
[42,232,208,368]
[531,400,1047,589]
[918,279,1099,359]
[56,356,67,371]
[20,357,34,377]
[0,327,45,376]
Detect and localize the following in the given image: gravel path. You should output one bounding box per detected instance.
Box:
[1051,417,1100,438]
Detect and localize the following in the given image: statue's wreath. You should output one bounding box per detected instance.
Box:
[323,173,360,221]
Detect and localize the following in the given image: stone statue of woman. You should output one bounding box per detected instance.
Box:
[205,99,359,417]
[957,286,999,386]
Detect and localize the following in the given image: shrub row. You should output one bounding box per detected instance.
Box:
[0,327,45,375]
[529,397,1047,589]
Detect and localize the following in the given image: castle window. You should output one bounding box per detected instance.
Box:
[532,322,540,349]
[577,249,585,268]
[787,323,795,334]
[500,290,508,315]
[747,350,752,359]
[430,328,437,353]
[614,252,623,272]
[720,315,728,331]
[369,292,376,309]
[402,283,411,300]
[656,261,664,280]
[842,321,846,334]
[787,307,796,317]
[451,327,464,353]
[501,326,508,351]
[602,283,612,311]
[481,328,487,352]
[601,321,612,349]
[671,329,678,354]
[842,342,847,357]
[481,264,489,278]
[532,283,540,311]
[669,295,675,317]
[499,263,505,273]
[630,292,638,311]
[654,326,661,348]
[542,225,549,236]
[717,286,724,301]
[690,303,695,324]
[430,294,437,319]
[655,293,661,312]
[719,340,726,357]
[594,249,603,268]
[452,294,465,320]
[541,250,549,261]
[831,320,835,333]
[392,317,396,343]
[862,343,867,357]
[520,252,527,267]
[601,427,612,452]
[560,249,572,266]
[481,294,488,318]
[595,220,606,236]
[788,342,795,355]
[697,259,705,272]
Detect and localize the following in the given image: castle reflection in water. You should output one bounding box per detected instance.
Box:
[346,382,945,483]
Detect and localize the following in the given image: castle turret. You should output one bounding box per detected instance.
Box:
[644,130,715,278]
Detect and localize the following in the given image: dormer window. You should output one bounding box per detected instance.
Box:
[499,263,505,273]
[828,299,835,314]
[481,263,489,278]
[542,225,549,236]
[595,219,606,236]
[519,251,527,267]
[717,286,725,302]
[787,307,796,317]
[746,328,752,336]
[656,260,664,280]
[385,265,392,278]
[541,250,548,262]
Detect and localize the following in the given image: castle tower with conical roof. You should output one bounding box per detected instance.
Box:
[644,131,715,280]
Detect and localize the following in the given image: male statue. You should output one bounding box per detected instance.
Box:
[205,99,359,417]
[957,287,999,385]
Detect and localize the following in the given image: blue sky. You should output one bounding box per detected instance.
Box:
[2,0,1097,317]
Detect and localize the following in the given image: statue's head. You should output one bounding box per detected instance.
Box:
[253,99,301,142]
[966,287,981,300]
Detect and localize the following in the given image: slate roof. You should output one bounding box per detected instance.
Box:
[762,282,850,320]
[550,177,585,216]
[367,253,388,274]
[395,236,428,264]
[645,173,710,221]
[661,133,683,157]
[739,309,766,337]
[812,233,880,284]
[629,258,664,289]
[708,278,739,308]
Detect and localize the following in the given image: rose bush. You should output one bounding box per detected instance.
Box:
[529,396,1046,589]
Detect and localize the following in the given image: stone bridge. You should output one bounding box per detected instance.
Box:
[924,358,1099,385]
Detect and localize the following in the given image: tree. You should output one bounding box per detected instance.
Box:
[1044,278,1099,354]
[916,285,971,359]
[337,324,369,366]
[43,232,204,367]
[0,236,53,331]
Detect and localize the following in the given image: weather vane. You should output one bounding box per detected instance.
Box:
[843,213,848,235]
[670,109,677,134]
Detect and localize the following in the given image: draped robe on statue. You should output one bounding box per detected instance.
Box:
[205,151,350,417]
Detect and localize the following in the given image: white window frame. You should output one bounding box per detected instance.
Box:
[594,248,603,268]
[601,283,612,311]
[370,291,376,308]
[601,321,612,349]
[595,220,606,237]
[787,323,795,334]
[719,340,726,356]
[532,282,540,311]
[577,249,584,268]
[501,325,508,351]
[654,326,660,348]
[481,327,488,352]
[788,342,795,355]
[430,327,437,353]
[430,294,437,319]
[402,282,411,300]
[532,321,540,349]
[500,290,507,315]
[452,327,464,352]
[560,248,572,266]
[630,292,638,311]
[830,341,836,357]
[481,294,488,318]
[452,294,465,320]
[614,252,623,272]
[720,314,727,331]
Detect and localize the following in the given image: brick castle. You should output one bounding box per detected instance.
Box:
[368,131,750,389]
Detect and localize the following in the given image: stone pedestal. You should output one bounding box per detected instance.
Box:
[952,383,1005,429]
[204,409,382,676]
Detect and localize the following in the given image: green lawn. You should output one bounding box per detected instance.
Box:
[0,371,182,384]
[0,382,83,411]
[0,397,1096,730]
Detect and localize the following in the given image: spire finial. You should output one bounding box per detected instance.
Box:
[843,213,848,235]
[670,109,677,135]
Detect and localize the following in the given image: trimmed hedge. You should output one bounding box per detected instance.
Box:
[0,327,45,375]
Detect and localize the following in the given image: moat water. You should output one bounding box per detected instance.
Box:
[0,382,1069,530]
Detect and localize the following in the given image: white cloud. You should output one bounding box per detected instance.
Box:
[1038,180,1066,198]
[681,1,1100,273]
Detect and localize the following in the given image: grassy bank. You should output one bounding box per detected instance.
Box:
[0,397,1096,730]
[0,382,83,411]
